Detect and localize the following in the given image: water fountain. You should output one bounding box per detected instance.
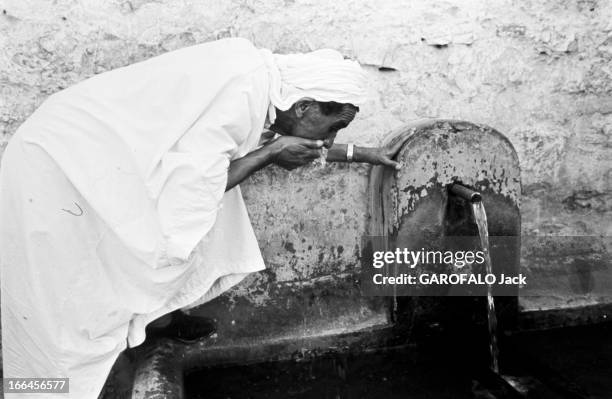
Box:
[365,120,610,399]
[366,119,520,334]
[364,120,522,396]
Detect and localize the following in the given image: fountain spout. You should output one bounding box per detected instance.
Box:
[449,183,482,203]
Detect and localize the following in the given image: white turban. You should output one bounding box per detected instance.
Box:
[259,48,368,123]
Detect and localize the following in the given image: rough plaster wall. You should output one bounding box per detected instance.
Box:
[1,1,611,312]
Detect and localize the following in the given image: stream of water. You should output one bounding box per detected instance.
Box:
[471,201,500,373]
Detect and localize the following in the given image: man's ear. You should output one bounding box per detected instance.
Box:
[293,99,315,119]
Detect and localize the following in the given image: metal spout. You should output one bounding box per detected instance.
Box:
[449,183,482,203]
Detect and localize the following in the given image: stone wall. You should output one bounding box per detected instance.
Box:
[1,0,611,314]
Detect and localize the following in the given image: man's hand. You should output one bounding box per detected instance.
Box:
[267,136,324,170]
[357,130,412,170]
[225,136,324,191]
[362,147,402,170]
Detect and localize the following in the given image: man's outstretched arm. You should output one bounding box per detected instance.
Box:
[326,143,403,169]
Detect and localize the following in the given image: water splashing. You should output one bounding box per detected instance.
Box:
[472,201,500,373]
[311,147,329,168]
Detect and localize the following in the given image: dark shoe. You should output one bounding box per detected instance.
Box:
[146,310,217,344]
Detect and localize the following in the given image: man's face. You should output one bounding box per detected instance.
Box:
[274,101,357,148]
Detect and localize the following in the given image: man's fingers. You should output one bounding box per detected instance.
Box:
[301,139,325,149]
[300,148,322,158]
[382,157,402,170]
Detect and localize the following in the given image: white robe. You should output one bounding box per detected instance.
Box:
[0,38,268,398]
